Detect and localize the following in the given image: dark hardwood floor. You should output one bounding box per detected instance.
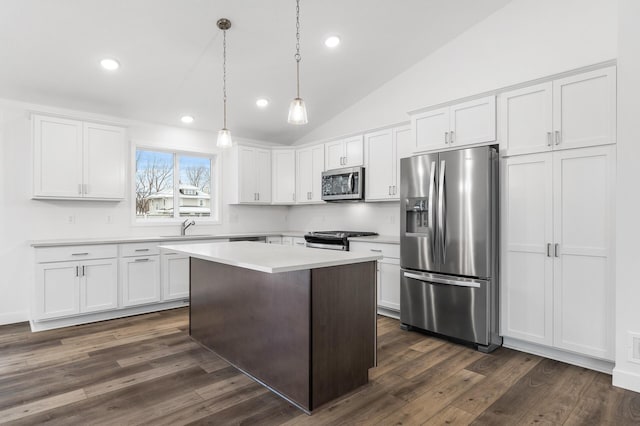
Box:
[0,308,638,425]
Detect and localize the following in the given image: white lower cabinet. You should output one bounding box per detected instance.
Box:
[501,145,615,361]
[35,246,118,320]
[160,253,190,301]
[120,255,160,307]
[349,241,400,316]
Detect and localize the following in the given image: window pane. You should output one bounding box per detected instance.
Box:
[178,155,212,218]
[136,150,174,218]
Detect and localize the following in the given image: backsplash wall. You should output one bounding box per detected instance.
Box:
[287,202,400,236]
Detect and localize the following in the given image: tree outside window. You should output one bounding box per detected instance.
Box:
[135,149,216,220]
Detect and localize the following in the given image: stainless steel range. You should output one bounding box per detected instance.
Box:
[304,231,378,251]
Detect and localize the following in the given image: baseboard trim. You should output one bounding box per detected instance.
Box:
[503,337,614,374]
[377,307,399,320]
[29,300,189,332]
[612,367,640,393]
[0,310,29,326]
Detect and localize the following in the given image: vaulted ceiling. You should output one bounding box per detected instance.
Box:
[0,0,511,143]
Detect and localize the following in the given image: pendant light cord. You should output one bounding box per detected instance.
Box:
[295,0,301,98]
[222,28,227,129]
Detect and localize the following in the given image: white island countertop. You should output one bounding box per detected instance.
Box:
[160,241,383,274]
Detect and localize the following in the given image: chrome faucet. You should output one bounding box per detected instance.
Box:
[181,219,195,236]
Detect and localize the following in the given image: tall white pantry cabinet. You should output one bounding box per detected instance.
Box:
[499,66,616,364]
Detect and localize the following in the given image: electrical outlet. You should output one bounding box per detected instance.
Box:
[630,333,640,364]
[67,215,76,224]
[106,215,113,224]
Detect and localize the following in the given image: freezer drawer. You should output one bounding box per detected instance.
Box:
[400,269,490,346]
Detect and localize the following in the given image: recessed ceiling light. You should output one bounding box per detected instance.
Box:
[324,36,341,48]
[256,98,269,108]
[100,58,120,70]
[181,115,194,124]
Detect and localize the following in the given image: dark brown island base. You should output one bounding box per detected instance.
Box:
[159,241,382,414]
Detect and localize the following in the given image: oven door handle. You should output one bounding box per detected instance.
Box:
[403,271,485,288]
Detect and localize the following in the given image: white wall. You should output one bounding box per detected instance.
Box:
[613,0,640,394]
[0,100,288,325]
[296,0,618,144]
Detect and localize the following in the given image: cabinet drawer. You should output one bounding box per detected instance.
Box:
[120,242,160,257]
[349,241,400,259]
[36,245,117,263]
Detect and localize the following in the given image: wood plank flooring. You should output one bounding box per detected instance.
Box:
[1,308,639,425]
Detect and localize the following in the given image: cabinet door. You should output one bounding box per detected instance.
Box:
[238,146,257,203]
[413,107,449,152]
[80,258,118,313]
[35,262,80,320]
[296,148,313,203]
[325,140,344,170]
[553,67,616,150]
[378,259,400,311]
[310,145,325,202]
[501,153,553,345]
[266,236,283,244]
[394,125,413,198]
[365,129,394,201]
[120,256,160,307]
[552,146,614,360]
[254,149,272,203]
[161,253,189,301]
[83,122,126,199]
[343,135,364,167]
[272,150,296,204]
[297,145,324,203]
[449,96,496,147]
[33,115,83,198]
[499,83,553,156]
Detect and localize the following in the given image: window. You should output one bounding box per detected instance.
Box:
[135,149,218,221]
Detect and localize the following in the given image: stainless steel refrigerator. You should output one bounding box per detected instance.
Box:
[400,145,502,352]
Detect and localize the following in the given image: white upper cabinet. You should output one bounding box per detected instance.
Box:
[230,145,272,204]
[296,144,324,204]
[499,83,553,156]
[412,96,496,152]
[364,125,412,201]
[499,66,616,156]
[553,67,616,150]
[271,149,296,204]
[33,114,126,200]
[325,135,363,170]
[449,96,497,147]
[83,122,127,199]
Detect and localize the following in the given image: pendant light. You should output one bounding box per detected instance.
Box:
[288,0,308,125]
[216,18,233,148]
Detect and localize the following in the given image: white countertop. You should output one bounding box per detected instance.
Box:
[30,231,306,248]
[160,241,383,274]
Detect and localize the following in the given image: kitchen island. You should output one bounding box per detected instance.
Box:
[159,241,382,413]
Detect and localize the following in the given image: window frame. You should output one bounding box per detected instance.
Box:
[132,145,221,225]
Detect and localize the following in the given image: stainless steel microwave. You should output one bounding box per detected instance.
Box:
[321,166,365,201]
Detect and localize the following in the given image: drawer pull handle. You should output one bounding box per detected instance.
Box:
[72,252,89,256]
[370,249,383,252]
[134,249,150,252]
[135,258,150,262]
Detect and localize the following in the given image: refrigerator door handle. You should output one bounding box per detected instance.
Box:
[428,161,436,263]
[403,271,485,288]
[438,159,446,263]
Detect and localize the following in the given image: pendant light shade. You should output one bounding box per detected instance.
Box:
[217,128,232,148]
[288,98,308,125]
[216,18,233,148]
[288,0,308,125]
